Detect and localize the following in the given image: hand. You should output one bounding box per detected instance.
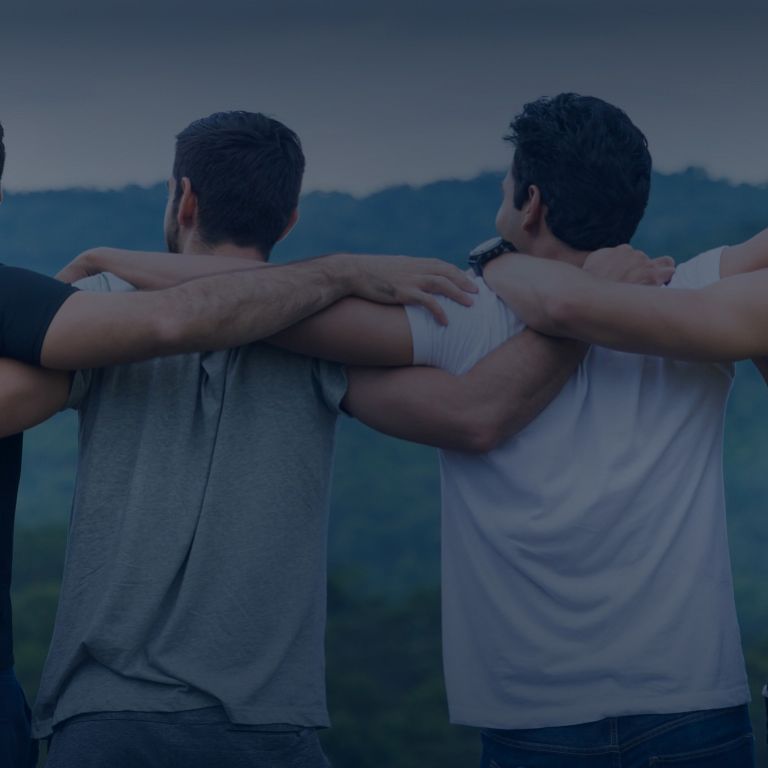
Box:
[56,247,113,284]
[335,254,479,325]
[584,245,675,286]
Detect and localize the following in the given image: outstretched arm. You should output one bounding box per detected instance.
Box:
[483,254,768,361]
[344,331,587,452]
[342,246,673,452]
[57,247,259,289]
[720,228,768,383]
[0,254,475,436]
[720,227,768,279]
[40,253,475,370]
[56,247,476,367]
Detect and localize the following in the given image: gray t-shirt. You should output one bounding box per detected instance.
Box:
[33,272,347,737]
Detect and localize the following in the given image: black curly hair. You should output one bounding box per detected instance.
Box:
[505,93,652,251]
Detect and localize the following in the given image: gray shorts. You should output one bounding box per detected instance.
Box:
[45,706,330,768]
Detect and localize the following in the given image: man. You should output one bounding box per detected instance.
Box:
[3,110,658,768]
[73,95,762,766]
[390,96,760,766]
[0,118,477,768]
[479,223,768,757]
[382,97,761,766]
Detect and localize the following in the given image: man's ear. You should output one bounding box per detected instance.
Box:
[276,208,299,243]
[176,177,198,229]
[522,185,544,233]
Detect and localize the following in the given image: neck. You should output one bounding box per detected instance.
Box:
[180,232,267,263]
[526,238,589,268]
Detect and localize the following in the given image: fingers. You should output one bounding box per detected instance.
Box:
[412,291,449,325]
[430,261,479,294]
[649,256,676,286]
[399,257,477,294]
[355,255,479,320]
[55,266,80,284]
[588,246,676,286]
[635,268,675,286]
[422,276,475,307]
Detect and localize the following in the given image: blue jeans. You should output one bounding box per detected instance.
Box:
[0,666,38,768]
[481,705,754,767]
[45,706,331,768]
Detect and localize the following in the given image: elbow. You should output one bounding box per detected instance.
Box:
[0,391,27,439]
[457,419,506,454]
[0,413,17,439]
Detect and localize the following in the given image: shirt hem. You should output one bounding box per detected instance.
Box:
[33,705,330,739]
[449,684,752,729]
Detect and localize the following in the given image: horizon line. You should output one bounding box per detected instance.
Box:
[3,165,766,199]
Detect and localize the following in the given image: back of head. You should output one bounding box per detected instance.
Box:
[173,111,305,256]
[506,93,651,251]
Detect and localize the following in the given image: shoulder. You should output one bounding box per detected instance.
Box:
[669,247,724,290]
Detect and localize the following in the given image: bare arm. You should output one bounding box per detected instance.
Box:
[58,247,475,326]
[344,331,587,452]
[341,246,673,450]
[484,254,768,361]
[57,247,259,289]
[269,300,413,366]
[720,228,768,383]
[57,247,479,368]
[0,361,70,438]
[41,253,476,370]
[720,227,768,278]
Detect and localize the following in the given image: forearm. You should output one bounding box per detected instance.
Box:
[79,251,419,367]
[43,251,477,370]
[485,254,768,361]
[721,227,768,278]
[483,254,596,336]
[40,255,355,369]
[346,330,587,452]
[456,331,587,448]
[268,299,413,367]
[69,248,258,289]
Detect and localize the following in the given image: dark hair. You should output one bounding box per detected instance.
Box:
[172,111,305,254]
[0,122,5,182]
[505,93,651,251]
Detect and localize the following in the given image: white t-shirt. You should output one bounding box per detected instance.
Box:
[406,247,749,729]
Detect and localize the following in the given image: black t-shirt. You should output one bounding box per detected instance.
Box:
[0,265,78,670]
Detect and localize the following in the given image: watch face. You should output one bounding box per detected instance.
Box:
[469,236,505,258]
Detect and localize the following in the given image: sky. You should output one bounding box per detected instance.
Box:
[0,0,766,194]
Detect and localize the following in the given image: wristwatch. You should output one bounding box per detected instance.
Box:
[468,237,516,276]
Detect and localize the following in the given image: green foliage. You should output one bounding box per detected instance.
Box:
[745,641,768,766]
[321,581,479,767]
[5,168,768,765]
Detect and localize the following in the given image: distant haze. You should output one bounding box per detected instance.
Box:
[1,0,766,194]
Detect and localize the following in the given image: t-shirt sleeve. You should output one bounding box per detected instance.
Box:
[404,273,510,375]
[65,271,138,411]
[669,247,723,290]
[0,266,78,364]
[311,360,349,415]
